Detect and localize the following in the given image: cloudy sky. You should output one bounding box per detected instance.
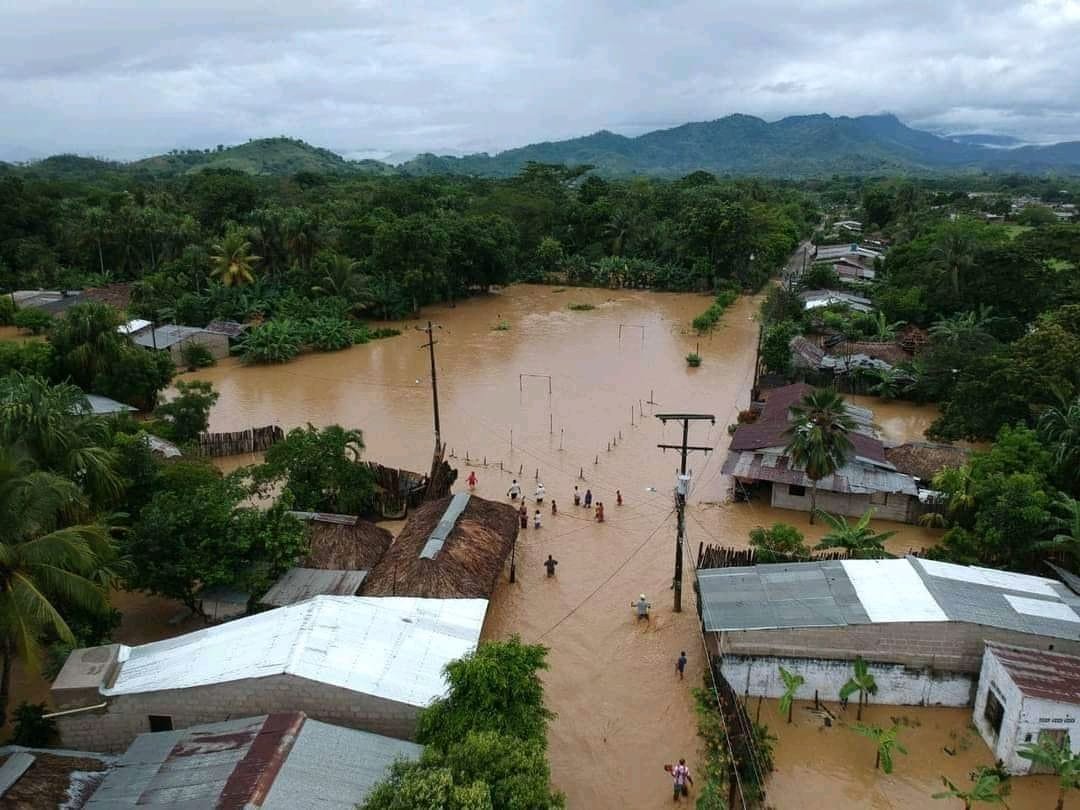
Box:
[2,0,1080,161]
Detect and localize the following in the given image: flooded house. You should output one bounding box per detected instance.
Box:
[83,712,420,809]
[699,557,1080,709]
[973,643,1080,775]
[49,595,487,752]
[129,323,230,364]
[723,383,920,522]
[362,493,519,599]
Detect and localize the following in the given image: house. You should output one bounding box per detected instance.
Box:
[834,220,863,232]
[800,290,874,313]
[699,557,1080,708]
[362,493,519,599]
[11,289,84,317]
[261,568,368,607]
[723,384,920,521]
[884,442,969,486]
[130,324,230,364]
[117,318,151,336]
[204,319,249,340]
[0,746,113,808]
[49,595,488,752]
[813,244,884,263]
[84,712,421,809]
[81,394,136,416]
[290,511,393,571]
[973,643,1080,775]
[832,256,876,282]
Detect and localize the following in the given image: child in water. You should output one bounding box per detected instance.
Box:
[534,509,542,529]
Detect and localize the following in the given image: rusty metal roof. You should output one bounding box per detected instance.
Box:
[722,449,918,495]
[85,713,421,809]
[985,643,1080,703]
[260,568,368,606]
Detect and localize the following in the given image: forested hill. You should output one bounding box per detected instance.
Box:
[399,114,1080,177]
[9,116,1080,179]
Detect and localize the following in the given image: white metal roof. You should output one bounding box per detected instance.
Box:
[841,559,948,623]
[118,319,152,335]
[914,558,1061,599]
[104,596,487,707]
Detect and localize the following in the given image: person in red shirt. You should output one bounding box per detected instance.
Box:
[466,471,477,489]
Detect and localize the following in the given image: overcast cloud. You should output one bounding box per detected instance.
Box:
[2,0,1080,161]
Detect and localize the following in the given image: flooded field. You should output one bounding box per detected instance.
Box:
[764,698,1073,809]
[9,281,991,807]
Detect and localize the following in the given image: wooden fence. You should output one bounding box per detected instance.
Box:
[363,461,429,519]
[197,425,284,457]
[696,543,925,569]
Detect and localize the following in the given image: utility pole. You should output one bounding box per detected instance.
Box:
[416,321,442,448]
[656,413,715,612]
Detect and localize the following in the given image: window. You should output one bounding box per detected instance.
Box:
[788,484,806,497]
[148,715,173,733]
[984,690,1005,737]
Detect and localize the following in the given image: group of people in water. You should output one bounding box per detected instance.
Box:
[502,479,620,528]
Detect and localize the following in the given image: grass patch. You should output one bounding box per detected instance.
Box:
[567,302,595,311]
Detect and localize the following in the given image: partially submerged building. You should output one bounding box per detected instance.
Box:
[84,712,421,809]
[363,493,518,599]
[50,595,487,751]
[699,557,1080,708]
[723,384,920,521]
[130,324,229,364]
[973,643,1080,775]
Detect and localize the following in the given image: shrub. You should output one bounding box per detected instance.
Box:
[0,295,15,325]
[370,327,401,340]
[749,523,809,561]
[567,302,595,311]
[305,316,354,351]
[492,320,511,331]
[180,341,215,370]
[0,340,54,376]
[239,319,303,363]
[686,352,702,367]
[156,380,219,443]
[13,307,53,335]
[11,702,58,747]
[692,288,739,334]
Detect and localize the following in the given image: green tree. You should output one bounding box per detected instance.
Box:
[1038,394,1080,492]
[851,723,907,774]
[251,424,376,515]
[1018,734,1080,810]
[210,229,260,287]
[12,307,53,335]
[155,380,219,443]
[931,224,977,297]
[1036,495,1080,568]
[311,252,373,310]
[932,769,1011,808]
[784,388,855,523]
[813,509,896,557]
[47,301,124,390]
[0,445,116,724]
[839,657,877,721]
[761,320,800,375]
[418,637,554,752]
[748,523,808,562]
[778,666,804,724]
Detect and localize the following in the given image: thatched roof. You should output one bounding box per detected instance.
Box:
[362,495,518,599]
[82,282,133,311]
[832,340,911,366]
[885,442,970,482]
[289,512,393,571]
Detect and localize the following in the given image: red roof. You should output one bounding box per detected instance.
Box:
[729,384,886,463]
[987,642,1080,703]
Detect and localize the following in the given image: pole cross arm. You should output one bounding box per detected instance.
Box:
[657,444,713,453]
[655,413,715,423]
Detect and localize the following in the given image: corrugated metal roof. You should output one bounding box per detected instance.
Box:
[701,557,1080,639]
[261,568,368,606]
[985,643,1080,704]
[83,394,136,415]
[117,319,151,336]
[85,713,421,809]
[103,596,487,707]
[421,492,470,559]
[131,325,208,350]
[722,449,918,496]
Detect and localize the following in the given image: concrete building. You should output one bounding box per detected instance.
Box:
[50,595,487,751]
[700,557,1080,709]
[131,324,230,364]
[84,712,421,808]
[723,384,920,522]
[973,643,1080,775]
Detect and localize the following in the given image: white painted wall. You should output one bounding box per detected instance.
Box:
[972,651,1080,775]
[722,654,974,708]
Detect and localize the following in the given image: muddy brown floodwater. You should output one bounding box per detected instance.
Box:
[172,283,967,808]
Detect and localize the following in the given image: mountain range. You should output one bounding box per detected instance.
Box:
[6,114,1080,179]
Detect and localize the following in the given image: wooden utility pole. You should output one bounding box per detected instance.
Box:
[417,321,442,448]
[656,412,714,612]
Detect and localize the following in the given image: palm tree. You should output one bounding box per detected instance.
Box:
[285,208,321,273]
[839,656,878,721]
[210,230,261,287]
[868,311,906,341]
[813,509,897,558]
[932,464,977,518]
[1034,495,1080,568]
[851,723,907,774]
[605,209,634,256]
[1018,735,1080,810]
[929,306,997,346]
[931,227,976,297]
[1038,394,1080,490]
[312,253,374,309]
[0,445,116,725]
[862,366,912,400]
[932,769,1011,808]
[778,666,804,724]
[784,388,855,525]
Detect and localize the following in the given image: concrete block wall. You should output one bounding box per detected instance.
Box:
[718,623,1080,673]
[769,484,915,523]
[167,332,230,365]
[57,674,421,753]
[722,653,974,707]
